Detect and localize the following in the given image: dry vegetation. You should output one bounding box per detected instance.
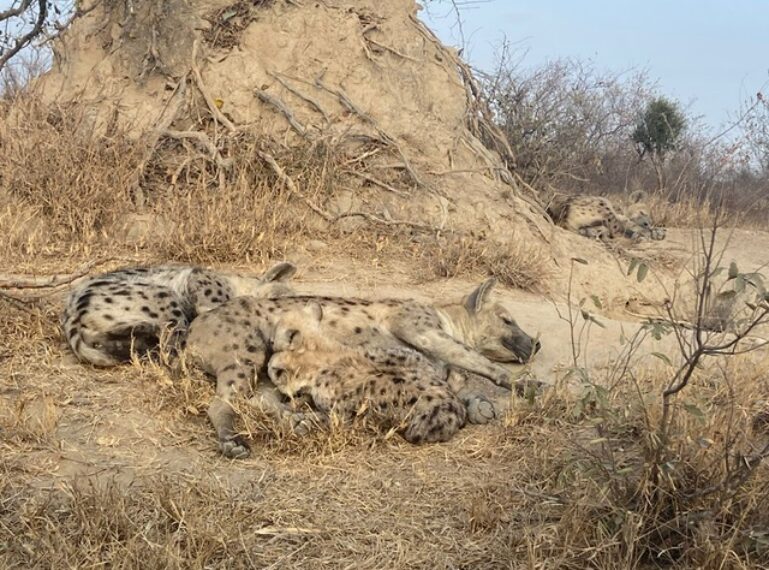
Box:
[3,285,769,568]
[2,2,769,569]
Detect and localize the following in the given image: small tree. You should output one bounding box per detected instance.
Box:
[632,97,686,190]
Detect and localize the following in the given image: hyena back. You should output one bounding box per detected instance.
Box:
[61,262,296,367]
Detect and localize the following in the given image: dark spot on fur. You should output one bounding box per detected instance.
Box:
[171,309,183,318]
[221,363,237,372]
[156,291,170,299]
[204,288,213,297]
[246,344,258,353]
[228,380,235,387]
[237,372,246,379]
[103,297,113,304]
[392,377,405,385]
[103,314,114,321]
[354,327,362,334]
[75,293,94,311]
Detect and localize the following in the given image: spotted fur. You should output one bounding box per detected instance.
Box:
[60,262,296,367]
[548,190,666,241]
[184,279,540,457]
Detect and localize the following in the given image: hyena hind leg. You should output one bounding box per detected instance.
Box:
[403,386,467,444]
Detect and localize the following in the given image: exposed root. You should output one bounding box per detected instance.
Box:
[254,88,308,137]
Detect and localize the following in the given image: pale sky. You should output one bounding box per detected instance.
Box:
[421,0,769,129]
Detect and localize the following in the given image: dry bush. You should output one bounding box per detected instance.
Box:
[0,95,142,261]
[416,233,552,291]
[202,0,275,50]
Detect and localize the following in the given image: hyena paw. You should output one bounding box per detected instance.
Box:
[514,376,548,398]
[285,411,326,436]
[219,434,250,459]
[464,394,497,424]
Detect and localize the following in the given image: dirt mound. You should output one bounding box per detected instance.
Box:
[37,0,544,243]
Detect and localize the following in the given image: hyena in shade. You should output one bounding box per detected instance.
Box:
[548,190,666,241]
[183,278,541,458]
[266,302,498,445]
[60,262,296,367]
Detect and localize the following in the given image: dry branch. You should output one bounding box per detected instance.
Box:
[269,72,330,122]
[254,89,308,137]
[0,258,113,289]
[161,129,233,170]
[344,170,407,196]
[191,39,236,132]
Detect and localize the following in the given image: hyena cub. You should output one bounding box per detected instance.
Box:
[548,191,666,241]
[61,262,296,367]
[267,303,496,444]
[184,278,540,457]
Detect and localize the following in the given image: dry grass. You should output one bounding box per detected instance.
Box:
[3,82,769,569]
[415,232,552,292]
[4,282,769,568]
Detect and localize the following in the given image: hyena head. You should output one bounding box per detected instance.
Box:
[624,190,653,231]
[268,303,337,393]
[224,261,298,300]
[460,279,541,364]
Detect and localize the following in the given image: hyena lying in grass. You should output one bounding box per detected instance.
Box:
[266,303,497,445]
[548,190,666,241]
[184,278,541,458]
[60,262,296,367]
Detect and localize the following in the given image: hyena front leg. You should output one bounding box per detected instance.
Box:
[391,325,513,390]
[207,362,260,459]
[446,370,498,424]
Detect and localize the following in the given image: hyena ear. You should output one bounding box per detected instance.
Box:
[302,302,323,323]
[628,190,647,205]
[262,261,297,283]
[465,278,496,314]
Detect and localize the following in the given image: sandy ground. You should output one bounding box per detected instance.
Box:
[3,227,769,567]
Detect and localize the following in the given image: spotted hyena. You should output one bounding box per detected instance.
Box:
[60,262,296,367]
[184,278,541,457]
[267,302,497,444]
[548,190,666,241]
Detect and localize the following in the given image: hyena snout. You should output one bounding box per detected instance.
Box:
[502,333,541,363]
[267,353,291,383]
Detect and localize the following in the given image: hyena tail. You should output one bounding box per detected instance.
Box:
[65,321,162,367]
[66,320,187,367]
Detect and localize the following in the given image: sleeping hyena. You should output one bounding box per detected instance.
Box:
[266,302,497,445]
[60,262,296,367]
[548,190,666,241]
[184,278,541,457]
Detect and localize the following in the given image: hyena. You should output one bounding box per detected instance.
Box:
[183,278,541,457]
[60,262,296,367]
[266,302,497,444]
[548,190,666,241]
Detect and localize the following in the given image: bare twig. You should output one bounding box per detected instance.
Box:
[344,170,407,196]
[191,39,236,132]
[0,0,46,72]
[269,72,330,122]
[254,88,308,137]
[0,258,113,289]
[161,129,233,170]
